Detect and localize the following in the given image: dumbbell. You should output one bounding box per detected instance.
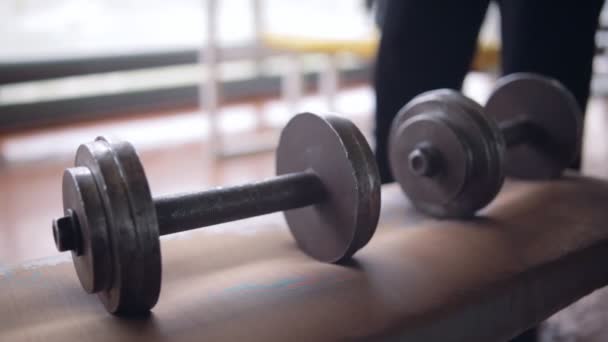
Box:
[388,73,582,218]
[51,112,381,315]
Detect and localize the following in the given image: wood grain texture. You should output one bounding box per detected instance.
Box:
[2,177,608,341]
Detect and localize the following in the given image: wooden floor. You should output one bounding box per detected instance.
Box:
[1,85,607,266]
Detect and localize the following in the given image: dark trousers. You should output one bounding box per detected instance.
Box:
[373,1,605,341]
[375,0,604,184]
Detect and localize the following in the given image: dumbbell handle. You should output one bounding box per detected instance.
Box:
[154,171,327,236]
[499,118,542,147]
[407,118,546,178]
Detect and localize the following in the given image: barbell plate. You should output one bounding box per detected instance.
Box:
[485,73,582,179]
[389,89,505,218]
[75,137,161,314]
[276,113,381,263]
[62,167,113,294]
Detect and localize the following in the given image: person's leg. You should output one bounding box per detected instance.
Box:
[374,0,491,183]
[373,0,389,27]
[497,3,605,341]
[498,0,605,113]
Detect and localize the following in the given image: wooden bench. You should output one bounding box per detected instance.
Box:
[1,176,607,341]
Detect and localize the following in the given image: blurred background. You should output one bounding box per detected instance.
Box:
[1,0,608,265]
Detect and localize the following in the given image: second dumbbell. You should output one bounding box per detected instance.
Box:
[388,73,582,218]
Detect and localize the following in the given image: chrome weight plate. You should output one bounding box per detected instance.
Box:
[389,90,505,218]
[276,113,381,263]
[74,137,161,314]
[485,73,582,179]
[60,166,113,294]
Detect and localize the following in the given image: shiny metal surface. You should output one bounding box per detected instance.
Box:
[389,89,504,218]
[72,138,161,314]
[277,113,381,263]
[486,73,582,179]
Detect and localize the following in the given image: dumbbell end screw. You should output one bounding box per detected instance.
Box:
[52,210,81,253]
[408,145,440,177]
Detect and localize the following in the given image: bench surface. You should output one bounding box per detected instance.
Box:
[2,177,608,341]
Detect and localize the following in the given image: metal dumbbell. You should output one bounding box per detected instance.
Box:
[388,73,582,218]
[52,112,381,314]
